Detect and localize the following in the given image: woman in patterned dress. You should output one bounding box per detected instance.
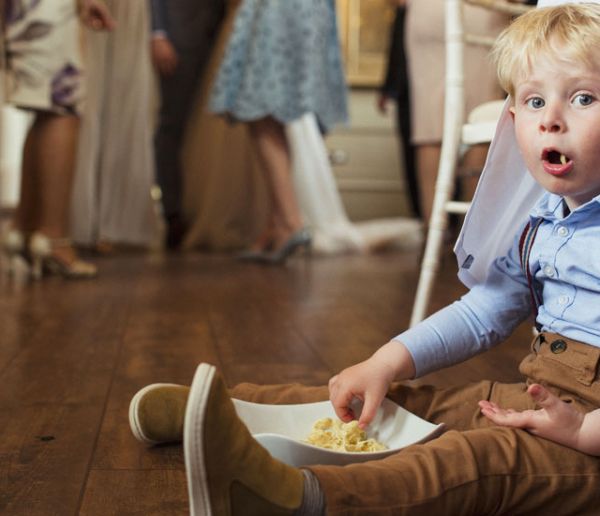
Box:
[209,0,348,263]
[1,0,113,278]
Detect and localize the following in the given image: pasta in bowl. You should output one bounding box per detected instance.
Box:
[305,418,387,452]
[232,397,445,467]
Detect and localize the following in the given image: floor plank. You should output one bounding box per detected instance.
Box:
[79,470,188,516]
[0,404,104,515]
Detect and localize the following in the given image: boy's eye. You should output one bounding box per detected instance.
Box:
[526,97,545,109]
[573,93,594,106]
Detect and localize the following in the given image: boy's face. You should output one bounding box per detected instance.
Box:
[510,53,600,210]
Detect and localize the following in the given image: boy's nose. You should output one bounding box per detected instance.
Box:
[539,107,565,133]
[539,120,564,133]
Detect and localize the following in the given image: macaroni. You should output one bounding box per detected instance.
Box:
[305,418,387,452]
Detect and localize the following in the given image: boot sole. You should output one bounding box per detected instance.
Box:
[128,383,182,445]
[184,363,216,516]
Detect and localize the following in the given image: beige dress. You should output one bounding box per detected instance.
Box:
[182,1,268,251]
[406,0,508,144]
[71,0,159,247]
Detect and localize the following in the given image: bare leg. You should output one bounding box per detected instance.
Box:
[16,112,92,269]
[248,117,303,249]
[13,116,43,233]
[416,144,442,224]
[416,142,491,225]
[459,144,489,202]
[245,213,277,253]
[33,113,79,236]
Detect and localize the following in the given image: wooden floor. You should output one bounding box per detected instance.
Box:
[0,246,532,515]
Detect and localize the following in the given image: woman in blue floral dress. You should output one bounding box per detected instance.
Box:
[209,0,348,263]
[1,0,113,278]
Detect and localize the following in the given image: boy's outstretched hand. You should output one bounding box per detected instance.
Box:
[479,383,600,456]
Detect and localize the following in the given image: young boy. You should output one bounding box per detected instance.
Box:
[129,5,600,514]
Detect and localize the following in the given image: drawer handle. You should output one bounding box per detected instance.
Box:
[328,149,349,165]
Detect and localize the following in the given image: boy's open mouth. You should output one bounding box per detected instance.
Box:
[541,148,573,176]
[542,148,570,165]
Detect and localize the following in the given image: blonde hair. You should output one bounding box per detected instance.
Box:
[492,3,600,97]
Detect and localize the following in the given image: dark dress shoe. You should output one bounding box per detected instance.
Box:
[165,216,187,250]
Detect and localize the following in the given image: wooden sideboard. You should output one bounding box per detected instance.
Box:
[326,89,410,221]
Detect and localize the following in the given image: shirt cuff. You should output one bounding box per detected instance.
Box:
[152,30,169,40]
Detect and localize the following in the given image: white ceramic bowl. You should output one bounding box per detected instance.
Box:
[232,397,445,467]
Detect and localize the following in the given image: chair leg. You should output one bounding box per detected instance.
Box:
[410,209,450,326]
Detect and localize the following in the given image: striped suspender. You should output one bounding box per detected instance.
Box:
[518,218,543,318]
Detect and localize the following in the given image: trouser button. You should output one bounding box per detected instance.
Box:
[550,339,567,354]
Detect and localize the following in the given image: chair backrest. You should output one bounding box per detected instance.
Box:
[410,0,533,326]
[443,0,530,149]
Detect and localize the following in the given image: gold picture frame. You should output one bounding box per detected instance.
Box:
[336,0,397,87]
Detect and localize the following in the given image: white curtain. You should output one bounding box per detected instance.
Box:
[286,113,423,255]
[71,0,159,247]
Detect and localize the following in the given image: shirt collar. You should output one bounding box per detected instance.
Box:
[530,192,600,222]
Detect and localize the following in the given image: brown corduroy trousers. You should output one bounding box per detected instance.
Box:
[231,333,600,515]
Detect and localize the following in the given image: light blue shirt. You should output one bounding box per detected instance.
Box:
[397,192,600,377]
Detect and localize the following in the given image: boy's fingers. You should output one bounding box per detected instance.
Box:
[527,383,558,408]
[331,401,353,422]
[337,408,355,422]
[329,384,357,422]
[485,409,518,426]
[358,393,381,429]
[481,407,534,429]
[527,383,566,414]
[478,400,499,414]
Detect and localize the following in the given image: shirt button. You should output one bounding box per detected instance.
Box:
[543,265,555,277]
[558,295,569,305]
[557,226,569,237]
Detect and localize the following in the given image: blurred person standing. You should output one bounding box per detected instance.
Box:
[151,0,225,250]
[1,0,114,279]
[209,0,348,263]
[378,0,418,219]
[405,0,509,223]
[71,0,159,252]
[183,1,420,257]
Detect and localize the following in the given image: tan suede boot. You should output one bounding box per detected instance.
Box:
[184,363,304,516]
[129,383,190,444]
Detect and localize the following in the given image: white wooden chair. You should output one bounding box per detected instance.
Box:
[410,0,531,326]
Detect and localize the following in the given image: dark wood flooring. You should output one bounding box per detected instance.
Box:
[0,247,533,515]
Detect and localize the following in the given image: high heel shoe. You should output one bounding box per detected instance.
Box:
[264,228,312,265]
[236,231,275,262]
[2,228,29,274]
[29,232,98,280]
[236,248,269,262]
